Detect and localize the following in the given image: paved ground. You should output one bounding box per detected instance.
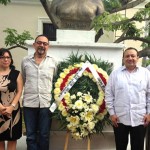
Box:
[17,135,27,150]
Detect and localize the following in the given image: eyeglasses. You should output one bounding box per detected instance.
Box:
[36,41,49,46]
[0,56,11,60]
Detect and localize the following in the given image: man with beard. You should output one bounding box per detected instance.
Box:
[21,35,57,150]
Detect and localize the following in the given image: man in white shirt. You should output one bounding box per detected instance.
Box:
[105,47,150,150]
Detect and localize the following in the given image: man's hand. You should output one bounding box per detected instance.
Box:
[110,115,119,127]
[143,114,150,127]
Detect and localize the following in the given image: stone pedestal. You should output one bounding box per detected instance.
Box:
[26,29,125,150]
[26,30,124,70]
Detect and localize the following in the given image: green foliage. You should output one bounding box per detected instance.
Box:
[134,7,150,21]
[124,23,142,37]
[3,28,33,47]
[142,59,150,67]
[93,7,150,46]
[55,52,113,80]
[93,12,126,32]
[102,0,121,12]
[0,0,10,5]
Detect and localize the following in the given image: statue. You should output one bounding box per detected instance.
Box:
[40,0,104,30]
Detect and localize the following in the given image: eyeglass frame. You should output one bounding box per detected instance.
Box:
[35,41,49,46]
[0,56,11,60]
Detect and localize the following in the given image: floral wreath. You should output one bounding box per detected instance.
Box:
[53,53,112,140]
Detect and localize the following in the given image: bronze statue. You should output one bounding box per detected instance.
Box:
[40,0,104,30]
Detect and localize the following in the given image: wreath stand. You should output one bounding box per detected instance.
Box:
[64,130,91,150]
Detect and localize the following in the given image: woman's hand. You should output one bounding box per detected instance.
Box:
[3,106,14,117]
[0,104,6,115]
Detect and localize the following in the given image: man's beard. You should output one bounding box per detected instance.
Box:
[37,47,46,55]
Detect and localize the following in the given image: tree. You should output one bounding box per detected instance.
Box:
[0,0,10,5]
[3,28,33,50]
[93,0,150,58]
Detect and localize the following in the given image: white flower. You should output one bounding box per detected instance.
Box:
[67,115,80,126]
[83,93,93,104]
[67,124,77,132]
[77,92,82,96]
[74,100,84,110]
[70,94,76,99]
[90,104,99,114]
[84,111,94,121]
[87,121,95,130]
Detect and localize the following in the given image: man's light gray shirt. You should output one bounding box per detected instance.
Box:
[21,54,57,108]
[105,66,150,126]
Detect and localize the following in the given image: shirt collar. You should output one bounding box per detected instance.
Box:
[121,65,139,71]
[29,53,52,59]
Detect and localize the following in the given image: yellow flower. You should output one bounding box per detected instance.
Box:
[57,78,63,83]
[96,113,104,120]
[54,88,61,95]
[74,63,82,67]
[90,104,99,114]
[64,92,70,100]
[92,78,96,82]
[88,73,93,79]
[54,94,59,101]
[60,72,66,78]
[93,64,98,70]
[65,98,71,105]
[62,109,68,117]
[63,68,70,74]
[67,115,80,126]
[83,70,89,76]
[58,102,65,111]
[55,82,61,88]
[68,65,74,70]
[97,68,104,73]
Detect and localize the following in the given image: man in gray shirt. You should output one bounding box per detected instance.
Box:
[21,35,57,150]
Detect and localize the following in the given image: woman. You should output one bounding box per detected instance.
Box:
[0,48,23,150]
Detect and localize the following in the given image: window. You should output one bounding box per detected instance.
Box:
[37,17,56,41]
[43,23,56,41]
